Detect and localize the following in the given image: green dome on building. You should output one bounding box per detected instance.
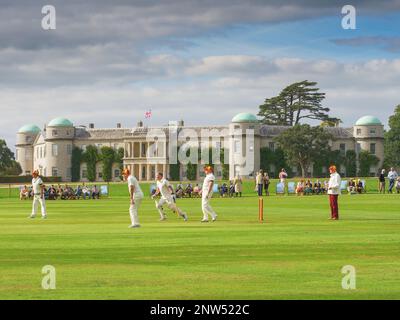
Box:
[355,115,382,126]
[18,124,41,134]
[232,112,258,123]
[48,117,73,127]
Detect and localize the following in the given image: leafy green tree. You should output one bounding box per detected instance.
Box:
[344,150,357,177]
[258,80,340,126]
[0,139,16,174]
[186,162,197,181]
[2,160,22,176]
[384,105,400,167]
[169,163,180,181]
[358,150,379,177]
[275,124,333,177]
[260,147,290,178]
[220,148,230,180]
[71,147,83,182]
[83,145,99,182]
[100,147,116,182]
[115,148,125,171]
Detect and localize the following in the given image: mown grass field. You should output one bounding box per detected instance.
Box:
[0,179,399,300]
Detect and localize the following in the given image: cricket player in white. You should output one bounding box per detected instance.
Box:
[151,172,188,221]
[122,168,144,228]
[29,170,47,219]
[201,166,218,223]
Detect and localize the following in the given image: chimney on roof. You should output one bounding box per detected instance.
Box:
[117,123,122,128]
[178,120,184,127]
[89,123,95,129]
[137,121,143,127]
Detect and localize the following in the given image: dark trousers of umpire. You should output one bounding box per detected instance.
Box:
[329,194,339,219]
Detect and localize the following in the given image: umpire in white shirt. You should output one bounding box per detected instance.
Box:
[327,165,341,220]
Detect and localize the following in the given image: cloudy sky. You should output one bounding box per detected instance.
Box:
[1,0,400,148]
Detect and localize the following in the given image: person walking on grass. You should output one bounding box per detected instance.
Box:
[151,172,188,222]
[234,175,243,197]
[388,167,398,193]
[378,169,386,194]
[256,170,263,197]
[327,165,341,221]
[29,170,47,219]
[201,165,218,223]
[122,168,144,229]
[263,172,270,196]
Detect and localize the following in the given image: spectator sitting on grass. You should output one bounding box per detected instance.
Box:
[347,179,356,194]
[175,185,184,198]
[48,185,57,200]
[193,184,200,197]
[229,181,235,197]
[82,185,90,200]
[20,185,29,200]
[75,185,83,199]
[92,185,100,199]
[220,183,228,197]
[185,184,193,198]
[314,180,322,194]
[356,179,364,194]
[323,180,329,193]
[304,180,313,195]
[296,180,304,196]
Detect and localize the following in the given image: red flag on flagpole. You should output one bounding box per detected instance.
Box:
[145,109,152,119]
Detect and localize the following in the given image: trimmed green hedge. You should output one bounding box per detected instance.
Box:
[0,175,62,184]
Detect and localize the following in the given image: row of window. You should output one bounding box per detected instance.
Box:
[36,167,72,178]
[267,142,376,155]
[80,144,121,152]
[356,128,377,135]
[81,169,121,179]
[33,144,73,160]
[51,129,72,137]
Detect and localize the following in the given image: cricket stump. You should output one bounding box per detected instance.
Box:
[258,197,264,223]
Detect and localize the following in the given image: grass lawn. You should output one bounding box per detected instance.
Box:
[0,183,399,300]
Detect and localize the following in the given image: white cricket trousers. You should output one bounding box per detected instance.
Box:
[202,196,217,221]
[156,196,184,219]
[129,197,142,225]
[32,195,47,217]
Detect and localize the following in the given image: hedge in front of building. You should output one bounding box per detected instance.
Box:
[0,175,62,184]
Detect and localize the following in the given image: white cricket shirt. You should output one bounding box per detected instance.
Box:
[32,177,43,195]
[127,175,144,198]
[202,173,215,197]
[157,178,172,199]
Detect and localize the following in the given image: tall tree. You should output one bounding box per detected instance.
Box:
[0,139,21,175]
[83,145,99,182]
[275,124,333,177]
[359,150,379,177]
[258,80,340,126]
[100,147,116,182]
[186,162,197,181]
[344,150,357,177]
[71,147,83,182]
[384,105,400,167]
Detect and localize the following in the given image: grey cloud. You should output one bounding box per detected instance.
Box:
[332,36,400,53]
[1,1,399,51]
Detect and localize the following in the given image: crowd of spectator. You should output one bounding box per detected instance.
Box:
[20,184,101,201]
[295,179,329,195]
